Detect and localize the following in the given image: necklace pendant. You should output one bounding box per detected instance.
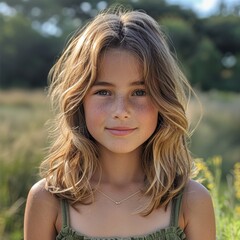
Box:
[96,189,141,206]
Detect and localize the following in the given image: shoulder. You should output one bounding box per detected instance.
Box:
[183,179,212,205]
[24,179,60,240]
[182,179,214,218]
[26,178,60,211]
[181,179,216,239]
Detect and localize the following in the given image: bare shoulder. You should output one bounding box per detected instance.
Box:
[27,179,59,205]
[26,178,60,216]
[182,179,216,240]
[24,179,60,240]
[183,179,212,204]
[182,179,214,217]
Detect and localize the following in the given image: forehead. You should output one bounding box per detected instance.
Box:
[97,49,143,82]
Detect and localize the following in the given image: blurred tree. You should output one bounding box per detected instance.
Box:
[188,37,222,91]
[0,13,63,88]
[217,0,240,16]
[232,54,240,91]
[159,16,197,60]
[5,0,197,27]
[203,15,240,54]
[218,0,228,16]
[199,15,240,91]
[0,0,240,91]
[4,0,62,22]
[219,53,240,91]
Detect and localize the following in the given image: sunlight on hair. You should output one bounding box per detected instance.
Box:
[41,7,202,216]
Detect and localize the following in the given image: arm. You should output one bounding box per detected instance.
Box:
[182,180,216,240]
[24,179,60,240]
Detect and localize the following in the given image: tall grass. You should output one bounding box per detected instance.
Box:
[0,89,239,239]
[0,90,50,240]
[196,157,240,239]
[188,90,240,176]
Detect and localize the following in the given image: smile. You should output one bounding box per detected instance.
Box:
[105,127,137,136]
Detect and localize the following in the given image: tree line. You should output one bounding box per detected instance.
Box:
[0,0,240,91]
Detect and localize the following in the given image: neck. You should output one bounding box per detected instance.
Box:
[92,147,145,188]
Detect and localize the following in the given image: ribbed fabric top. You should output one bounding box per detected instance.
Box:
[56,193,186,240]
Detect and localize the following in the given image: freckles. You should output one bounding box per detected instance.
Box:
[98,100,110,111]
[134,103,147,112]
[133,101,156,114]
[92,101,110,115]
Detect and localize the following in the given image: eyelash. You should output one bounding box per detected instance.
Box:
[95,90,111,96]
[132,89,146,96]
[94,89,147,96]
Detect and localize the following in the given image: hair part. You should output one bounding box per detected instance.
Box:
[40,8,197,215]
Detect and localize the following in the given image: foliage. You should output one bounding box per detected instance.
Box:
[203,15,240,54]
[0,0,240,91]
[0,90,49,239]
[188,37,222,90]
[159,16,197,60]
[195,157,240,239]
[0,13,65,88]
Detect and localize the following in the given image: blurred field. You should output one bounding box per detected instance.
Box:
[0,89,239,239]
[188,90,240,175]
[0,90,50,240]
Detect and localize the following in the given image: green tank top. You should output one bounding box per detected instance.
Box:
[56,193,186,240]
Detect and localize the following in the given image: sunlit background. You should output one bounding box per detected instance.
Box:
[0,0,240,239]
[169,0,239,16]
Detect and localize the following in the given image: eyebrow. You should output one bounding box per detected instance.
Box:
[93,80,145,87]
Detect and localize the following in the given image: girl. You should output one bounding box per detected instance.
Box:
[24,8,216,240]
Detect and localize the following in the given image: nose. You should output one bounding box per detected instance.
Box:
[112,95,130,119]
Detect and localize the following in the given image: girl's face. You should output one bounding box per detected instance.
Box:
[83,49,158,156]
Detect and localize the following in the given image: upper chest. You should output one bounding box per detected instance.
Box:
[56,197,176,238]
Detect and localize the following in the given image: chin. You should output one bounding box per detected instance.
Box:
[99,144,142,156]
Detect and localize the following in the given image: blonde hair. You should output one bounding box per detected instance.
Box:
[41,8,195,215]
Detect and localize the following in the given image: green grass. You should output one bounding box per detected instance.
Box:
[0,89,239,239]
[188,90,240,176]
[196,157,240,239]
[0,90,50,240]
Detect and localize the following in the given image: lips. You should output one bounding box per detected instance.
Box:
[105,127,136,136]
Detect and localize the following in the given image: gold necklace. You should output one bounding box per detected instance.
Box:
[96,189,141,205]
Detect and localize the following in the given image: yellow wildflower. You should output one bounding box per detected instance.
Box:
[207,183,214,190]
[235,205,240,216]
[212,156,222,167]
[234,162,240,200]
[195,158,215,190]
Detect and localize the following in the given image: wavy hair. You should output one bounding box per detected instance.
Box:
[40,8,196,215]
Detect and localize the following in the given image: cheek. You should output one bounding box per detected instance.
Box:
[84,100,108,126]
[133,99,158,115]
[134,101,158,126]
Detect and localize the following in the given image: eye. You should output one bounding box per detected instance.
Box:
[132,89,146,96]
[95,90,111,96]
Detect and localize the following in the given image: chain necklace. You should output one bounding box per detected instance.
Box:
[96,188,141,205]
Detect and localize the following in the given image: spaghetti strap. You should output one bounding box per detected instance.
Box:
[170,191,184,227]
[60,199,69,227]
